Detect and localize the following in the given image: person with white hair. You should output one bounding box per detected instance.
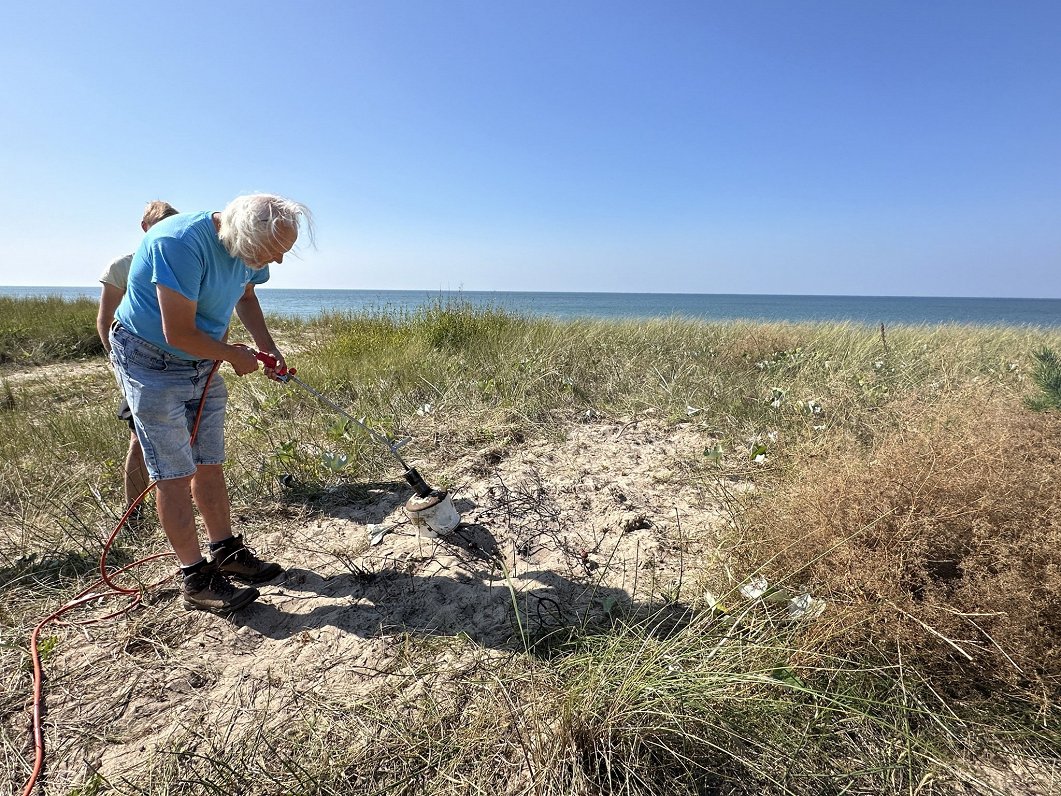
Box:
[109,193,313,613]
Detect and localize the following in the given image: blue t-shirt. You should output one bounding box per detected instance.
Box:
[114,211,269,359]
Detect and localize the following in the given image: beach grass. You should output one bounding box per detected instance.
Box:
[0,294,102,364]
[2,296,1060,794]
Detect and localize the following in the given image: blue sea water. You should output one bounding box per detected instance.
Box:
[4,286,1061,327]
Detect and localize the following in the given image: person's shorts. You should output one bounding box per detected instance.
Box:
[109,323,227,481]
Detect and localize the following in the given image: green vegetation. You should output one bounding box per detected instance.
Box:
[1027,346,1061,410]
[2,296,1059,794]
[0,294,102,364]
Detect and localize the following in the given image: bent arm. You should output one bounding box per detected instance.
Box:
[157,285,258,374]
[97,283,124,352]
[235,284,285,371]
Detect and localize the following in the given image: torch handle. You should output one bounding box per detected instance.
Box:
[254,350,296,377]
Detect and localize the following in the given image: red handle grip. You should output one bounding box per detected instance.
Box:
[255,351,295,376]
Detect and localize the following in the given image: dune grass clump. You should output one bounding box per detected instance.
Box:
[742,387,1061,704]
[0,295,102,364]
[543,612,1005,796]
[0,368,135,601]
[1027,346,1061,411]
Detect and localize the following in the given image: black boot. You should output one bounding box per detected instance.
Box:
[210,534,284,583]
[183,561,260,613]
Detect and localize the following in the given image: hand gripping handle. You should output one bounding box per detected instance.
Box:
[254,350,296,377]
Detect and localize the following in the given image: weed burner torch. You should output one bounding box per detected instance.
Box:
[254,351,460,534]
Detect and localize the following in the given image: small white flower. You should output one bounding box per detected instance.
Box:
[416,403,434,416]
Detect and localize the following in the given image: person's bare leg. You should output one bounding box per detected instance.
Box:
[154,475,204,565]
[165,467,258,612]
[124,432,151,508]
[190,464,233,543]
[191,463,281,582]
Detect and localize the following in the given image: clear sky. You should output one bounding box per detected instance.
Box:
[2,1,1060,297]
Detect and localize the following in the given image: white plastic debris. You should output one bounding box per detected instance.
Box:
[740,575,770,599]
[787,593,825,620]
[368,524,390,546]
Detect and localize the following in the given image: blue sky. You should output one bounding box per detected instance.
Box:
[2,1,1060,296]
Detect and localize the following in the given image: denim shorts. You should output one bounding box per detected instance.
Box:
[109,324,227,481]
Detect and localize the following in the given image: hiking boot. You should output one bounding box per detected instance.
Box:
[211,534,284,583]
[182,563,259,613]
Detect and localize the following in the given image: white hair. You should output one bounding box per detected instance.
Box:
[217,193,313,262]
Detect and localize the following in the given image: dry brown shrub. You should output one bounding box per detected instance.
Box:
[714,322,810,366]
[746,387,1061,699]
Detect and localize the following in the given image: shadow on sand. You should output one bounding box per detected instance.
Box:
[231,520,696,654]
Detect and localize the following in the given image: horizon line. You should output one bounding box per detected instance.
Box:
[4,285,1061,302]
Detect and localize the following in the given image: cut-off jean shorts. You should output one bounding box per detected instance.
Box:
[109,323,227,481]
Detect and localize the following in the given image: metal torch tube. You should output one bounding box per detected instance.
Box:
[286,375,412,470]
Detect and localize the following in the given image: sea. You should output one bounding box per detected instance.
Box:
[4,286,1061,328]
